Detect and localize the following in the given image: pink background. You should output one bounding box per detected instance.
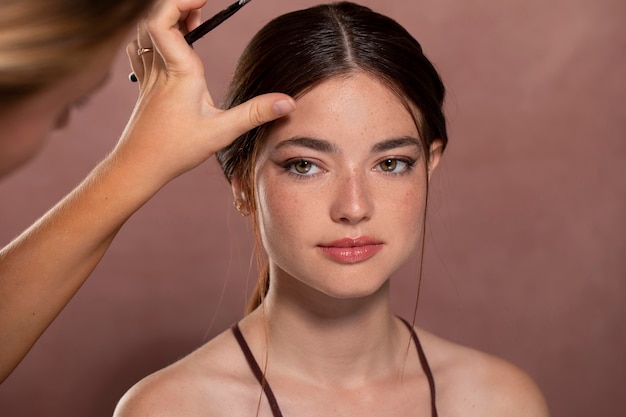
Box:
[1,0,624,415]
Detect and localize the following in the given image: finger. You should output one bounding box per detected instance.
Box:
[127,40,144,84]
[137,17,154,50]
[137,19,157,82]
[146,0,207,78]
[185,7,203,33]
[214,93,296,142]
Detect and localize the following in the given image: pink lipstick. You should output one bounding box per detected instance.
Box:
[318,237,383,264]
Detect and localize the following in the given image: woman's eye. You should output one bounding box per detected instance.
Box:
[284,159,321,176]
[379,159,398,172]
[377,158,413,173]
[294,160,312,173]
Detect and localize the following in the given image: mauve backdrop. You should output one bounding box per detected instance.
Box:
[0,0,624,416]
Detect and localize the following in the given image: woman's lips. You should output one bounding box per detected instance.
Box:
[318,237,383,264]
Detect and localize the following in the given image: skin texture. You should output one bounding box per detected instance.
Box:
[0,0,295,383]
[253,74,431,302]
[113,74,550,417]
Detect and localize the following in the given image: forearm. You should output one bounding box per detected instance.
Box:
[0,151,162,382]
[0,0,295,384]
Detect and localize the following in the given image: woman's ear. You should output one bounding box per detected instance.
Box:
[427,139,444,180]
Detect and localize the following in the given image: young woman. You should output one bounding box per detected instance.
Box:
[114,3,549,416]
[0,0,295,382]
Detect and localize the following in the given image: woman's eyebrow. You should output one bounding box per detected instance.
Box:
[273,135,421,154]
[274,136,339,153]
[370,136,422,153]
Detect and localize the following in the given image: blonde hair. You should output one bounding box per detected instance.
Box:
[0,0,153,108]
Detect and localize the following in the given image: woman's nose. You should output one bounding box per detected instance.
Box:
[329,170,373,225]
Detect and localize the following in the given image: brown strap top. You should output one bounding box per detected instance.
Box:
[231,318,438,417]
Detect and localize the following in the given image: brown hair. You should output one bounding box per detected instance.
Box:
[0,0,153,107]
[216,1,448,312]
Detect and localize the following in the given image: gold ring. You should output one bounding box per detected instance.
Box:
[137,47,153,56]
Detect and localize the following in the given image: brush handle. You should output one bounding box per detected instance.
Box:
[184,0,244,45]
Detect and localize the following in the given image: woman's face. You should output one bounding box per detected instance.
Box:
[245,73,441,300]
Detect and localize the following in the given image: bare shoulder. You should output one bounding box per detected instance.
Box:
[112,363,205,417]
[113,328,255,417]
[416,328,550,417]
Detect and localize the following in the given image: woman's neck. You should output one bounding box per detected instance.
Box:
[243,276,408,387]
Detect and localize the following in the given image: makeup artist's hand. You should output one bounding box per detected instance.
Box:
[116,0,295,186]
[0,0,295,385]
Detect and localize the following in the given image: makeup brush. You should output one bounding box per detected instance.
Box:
[184,0,252,44]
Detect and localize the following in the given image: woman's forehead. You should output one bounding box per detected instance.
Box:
[265,73,420,148]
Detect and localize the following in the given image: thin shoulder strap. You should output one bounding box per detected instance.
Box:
[233,320,437,417]
[231,324,284,417]
[399,317,438,417]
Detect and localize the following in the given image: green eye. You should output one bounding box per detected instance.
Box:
[379,159,397,172]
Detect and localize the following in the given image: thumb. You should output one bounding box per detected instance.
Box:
[217,93,296,139]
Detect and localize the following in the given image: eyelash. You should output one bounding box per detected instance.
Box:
[282,159,324,179]
[374,157,417,175]
[281,157,417,178]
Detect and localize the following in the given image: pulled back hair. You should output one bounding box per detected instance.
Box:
[0,0,153,107]
[216,1,448,312]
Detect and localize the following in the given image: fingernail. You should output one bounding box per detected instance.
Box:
[273,99,296,116]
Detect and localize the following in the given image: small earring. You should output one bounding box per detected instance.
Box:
[233,199,250,217]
